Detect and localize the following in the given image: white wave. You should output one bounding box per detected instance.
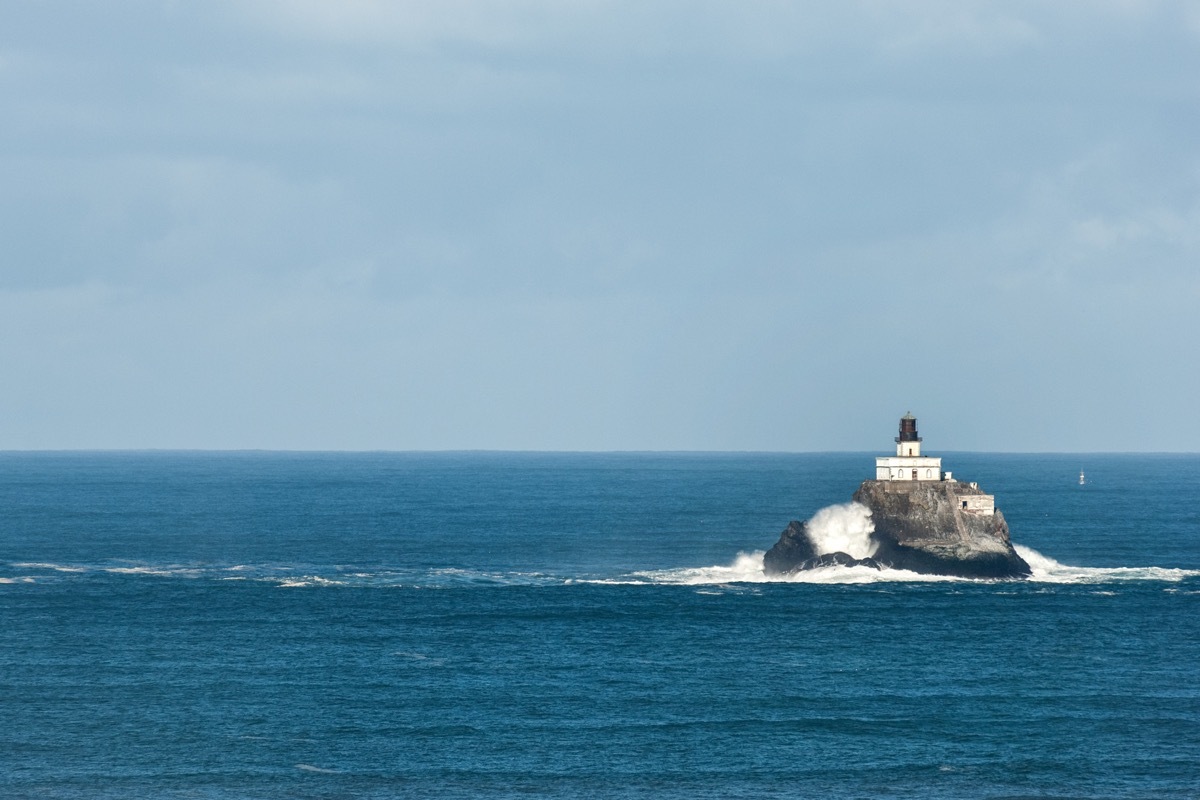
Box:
[11,562,87,572]
[429,567,517,582]
[1016,545,1200,584]
[104,566,202,577]
[614,546,1200,587]
[427,567,560,586]
[618,551,961,585]
[625,551,772,584]
[12,549,1194,589]
[393,651,446,666]
[806,501,877,559]
[295,763,339,774]
[276,576,346,588]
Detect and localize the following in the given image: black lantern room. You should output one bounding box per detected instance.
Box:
[896,412,922,444]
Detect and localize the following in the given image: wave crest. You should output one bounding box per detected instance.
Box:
[806,502,877,559]
[618,547,1200,586]
[6,549,1197,588]
[1014,545,1200,584]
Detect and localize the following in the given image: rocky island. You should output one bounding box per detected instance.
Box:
[764,414,1031,579]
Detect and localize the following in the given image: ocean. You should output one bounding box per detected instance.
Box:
[1,451,1198,798]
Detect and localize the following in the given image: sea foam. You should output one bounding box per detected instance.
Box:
[623,551,959,585]
[621,546,1200,586]
[7,549,1197,589]
[1014,545,1200,584]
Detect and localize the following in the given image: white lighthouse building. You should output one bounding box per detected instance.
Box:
[874,413,995,515]
[875,412,943,482]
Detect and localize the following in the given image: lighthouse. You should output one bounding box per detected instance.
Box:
[875,413,944,482]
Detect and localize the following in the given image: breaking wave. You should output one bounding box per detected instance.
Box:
[614,551,960,585]
[805,502,877,559]
[622,547,1200,585]
[0,561,569,589]
[1014,545,1200,584]
[5,550,1198,588]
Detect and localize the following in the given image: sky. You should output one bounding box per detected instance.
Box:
[2,1,1198,451]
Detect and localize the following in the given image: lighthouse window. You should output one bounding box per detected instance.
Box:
[926,469,932,478]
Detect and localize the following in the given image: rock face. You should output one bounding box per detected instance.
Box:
[763,480,1032,579]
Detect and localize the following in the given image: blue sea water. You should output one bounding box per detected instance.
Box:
[1,451,1198,799]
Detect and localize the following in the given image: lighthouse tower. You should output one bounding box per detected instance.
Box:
[876,413,943,482]
[896,412,922,457]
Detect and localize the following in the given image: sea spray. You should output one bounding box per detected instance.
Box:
[1013,545,1200,584]
[805,502,877,559]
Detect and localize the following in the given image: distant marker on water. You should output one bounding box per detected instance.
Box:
[1079,469,1086,485]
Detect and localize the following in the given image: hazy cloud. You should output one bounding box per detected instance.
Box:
[1,1,1197,449]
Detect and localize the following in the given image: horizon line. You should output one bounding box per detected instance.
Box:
[1,448,1197,456]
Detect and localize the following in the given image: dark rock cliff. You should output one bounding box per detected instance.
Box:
[763,480,1031,579]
